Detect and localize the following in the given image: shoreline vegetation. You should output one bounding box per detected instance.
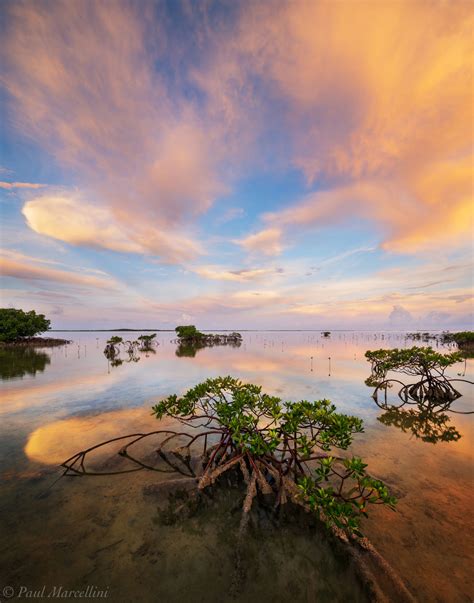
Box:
[174,324,242,344]
[0,308,71,347]
[0,336,71,348]
[174,325,242,357]
[407,331,474,355]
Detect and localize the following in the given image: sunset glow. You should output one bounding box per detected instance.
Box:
[1,0,472,329]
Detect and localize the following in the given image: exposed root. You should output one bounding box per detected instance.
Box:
[239,458,250,483]
[198,455,242,490]
[242,471,257,514]
[254,464,273,495]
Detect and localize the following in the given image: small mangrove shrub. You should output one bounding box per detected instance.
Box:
[175,325,204,340]
[174,326,242,357]
[365,347,465,404]
[104,334,157,366]
[365,347,472,443]
[151,377,396,535]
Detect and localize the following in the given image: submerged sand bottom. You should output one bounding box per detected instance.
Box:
[2,466,378,603]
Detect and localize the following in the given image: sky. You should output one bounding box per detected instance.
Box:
[0,0,473,330]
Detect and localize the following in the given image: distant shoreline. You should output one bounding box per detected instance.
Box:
[49,328,462,333]
[0,336,72,347]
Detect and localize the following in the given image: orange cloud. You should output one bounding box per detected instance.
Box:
[2,0,472,261]
[260,172,473,253]
[22,193,204,263]
[22,195,142,254]
[198,0,473,253]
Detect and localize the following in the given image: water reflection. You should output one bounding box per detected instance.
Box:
[0,346,51,380]
[377,403,462,444]
[371,383,472,444]
[25,407,164,465]
[1,331,472,602]
[104,335,158,368]
[175,338,242,358]
[365,346,472,444]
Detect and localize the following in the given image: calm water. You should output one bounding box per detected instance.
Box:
[1,331,472,602]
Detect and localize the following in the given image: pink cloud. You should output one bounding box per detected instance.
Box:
[0,257,117,290]
[2,1,226,263]
[236,228,283,257]
[0,182,46,190]
[194,265,279,282]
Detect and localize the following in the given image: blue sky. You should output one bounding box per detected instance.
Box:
[0,0,472,329]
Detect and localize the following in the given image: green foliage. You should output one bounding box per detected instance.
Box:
[0,308,51,342]
[365,346,462,381]
[298,470,396,536]
[153,377,362,457]
[175,332,242,357]
[137,333,156,350]
[152,376,395,535]
[442,331,474,345]
[137,333,156,343]
[175,325,204,339]
[442,331,474,356]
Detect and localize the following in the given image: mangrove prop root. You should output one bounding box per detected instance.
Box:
[61,425,389,533]
[372,377,473,412]
[62,377,403,540]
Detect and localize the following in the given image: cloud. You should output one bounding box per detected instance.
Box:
[236,228,283,256]
[0,182,46,190]
[22,195,142,254]
[253,171,472,254]
[1,1,226,263]
[1,1,473,328]
[3,1,472,260]
[22,193,203,263]
[388,305,414,327]
[194,265,280,282]
[0,257,117,289]
[196,0,473,253]
[0,249,63,267]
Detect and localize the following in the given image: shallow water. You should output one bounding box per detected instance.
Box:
[1,331,472,602]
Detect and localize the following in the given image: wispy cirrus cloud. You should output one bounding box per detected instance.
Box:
[0,256,118,290]
[0,181,46,190]
[196,0,473,254]
[193,265,282,282]
[1,1,226,263]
